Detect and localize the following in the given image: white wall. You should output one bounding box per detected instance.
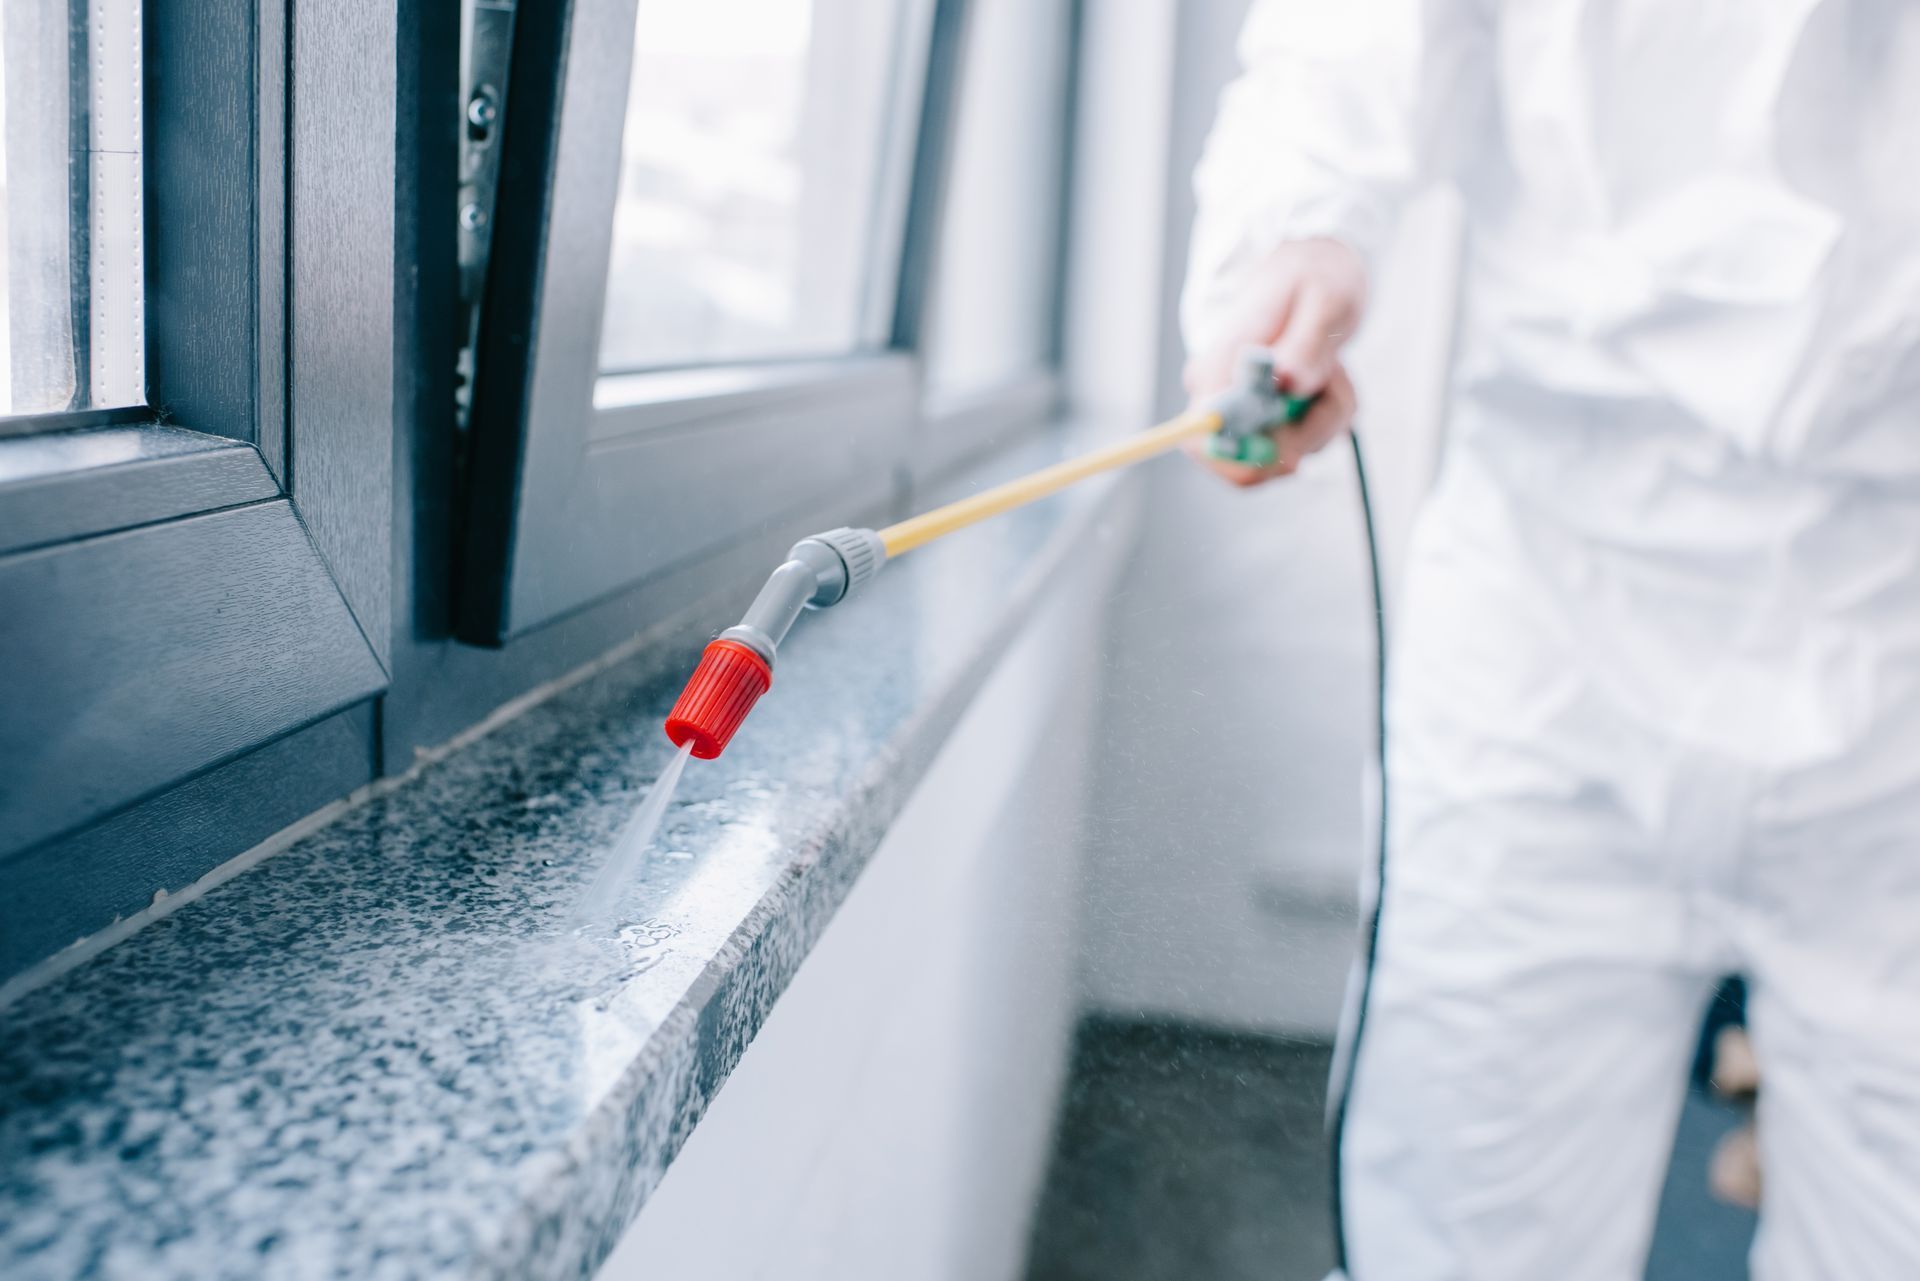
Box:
[1075,0,1463,1038]
[597,497,1132,1281]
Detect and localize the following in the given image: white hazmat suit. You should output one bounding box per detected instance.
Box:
[1184,1,1920,1278]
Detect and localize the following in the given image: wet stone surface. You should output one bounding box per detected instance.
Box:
[0,436,1127,1280]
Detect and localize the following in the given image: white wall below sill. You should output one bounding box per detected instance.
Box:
[595,491,1133,1281]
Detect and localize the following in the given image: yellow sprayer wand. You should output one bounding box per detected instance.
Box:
[876,408,1223,558]
[662,350,1311,758]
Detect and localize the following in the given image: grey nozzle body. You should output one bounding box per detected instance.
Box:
[795,526,886,606]
[1211,349,1280,439]
[719,527,888,665]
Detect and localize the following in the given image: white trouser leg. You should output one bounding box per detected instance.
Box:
[1337,823,1711,1281]
[1743,700,1920,1279]
[1747,981,1920,1280]
[1336,456,1726,1280]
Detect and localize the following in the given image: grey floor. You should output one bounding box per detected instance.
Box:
[1024,1017,1756,1281]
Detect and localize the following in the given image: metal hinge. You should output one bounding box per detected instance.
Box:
[455,0,517,432]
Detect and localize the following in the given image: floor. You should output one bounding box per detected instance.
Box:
[1024,1017,1756,1281]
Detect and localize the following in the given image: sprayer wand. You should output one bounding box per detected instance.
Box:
[663,349,1313,758]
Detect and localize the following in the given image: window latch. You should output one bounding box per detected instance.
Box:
[455,0,516,432]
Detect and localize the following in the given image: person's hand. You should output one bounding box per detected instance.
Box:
[1183,237,1366,488]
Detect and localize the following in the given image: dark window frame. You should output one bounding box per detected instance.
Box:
[0,0,1082,984]
[0,0,395,971]
[458,0,978,645]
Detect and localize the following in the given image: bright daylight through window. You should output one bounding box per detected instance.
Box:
[0,0,144,419]
[597,0,909,374]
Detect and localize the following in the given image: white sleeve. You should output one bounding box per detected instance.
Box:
[1180,0,1484,357]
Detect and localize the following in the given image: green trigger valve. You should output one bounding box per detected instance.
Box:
[1204,349,1316,467]
[1207,432,1279,467]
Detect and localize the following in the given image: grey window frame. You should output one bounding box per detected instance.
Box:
[0,0,395,971]
[459,0,1054,645]
[907,0,1078,485]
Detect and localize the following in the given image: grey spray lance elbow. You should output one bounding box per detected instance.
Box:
[663,527,887,758]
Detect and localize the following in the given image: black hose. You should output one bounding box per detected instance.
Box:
[1328,426,1389,1276]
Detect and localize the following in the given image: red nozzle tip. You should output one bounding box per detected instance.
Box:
[664,639,772,759]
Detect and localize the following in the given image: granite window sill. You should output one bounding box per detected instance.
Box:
[0,424,1138,1281]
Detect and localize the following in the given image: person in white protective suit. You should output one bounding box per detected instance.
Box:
[1180,1,1920,1278]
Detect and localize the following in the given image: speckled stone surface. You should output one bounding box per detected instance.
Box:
[0,436,1135,1280]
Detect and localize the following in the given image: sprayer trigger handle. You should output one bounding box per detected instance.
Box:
[1205,389,1317,465]
[1206,433,1278,467]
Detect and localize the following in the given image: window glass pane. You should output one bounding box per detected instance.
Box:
[922,0,1069,400]
[598,0,911,374]
[0,0,145,417]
